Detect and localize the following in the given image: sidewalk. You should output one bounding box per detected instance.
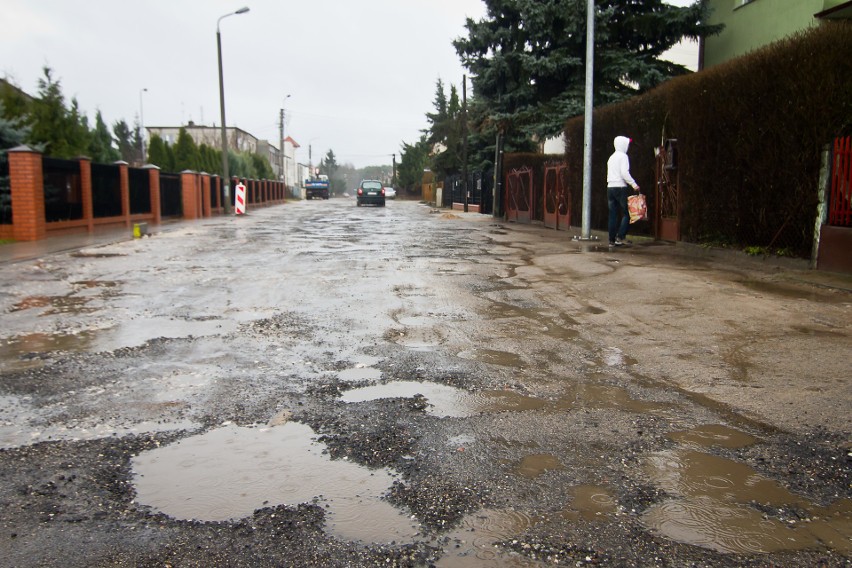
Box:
[0,221,189,265]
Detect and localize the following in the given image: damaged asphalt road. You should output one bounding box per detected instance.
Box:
[0,199,850,567]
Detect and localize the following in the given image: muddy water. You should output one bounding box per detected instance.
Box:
[436,509,541,568]
[562,485,618,521]
[132,421,420,543]
[339,381,549,418]
[643,448,852,554]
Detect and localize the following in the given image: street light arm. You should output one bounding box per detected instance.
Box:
[217,6,250,32]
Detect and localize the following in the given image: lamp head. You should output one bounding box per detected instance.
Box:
[236,7,249,14]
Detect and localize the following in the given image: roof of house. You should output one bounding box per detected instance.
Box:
[816,0,852,18]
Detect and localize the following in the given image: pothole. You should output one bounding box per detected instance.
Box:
[642,449,851,554]
[131,421,420,543]
[435,508,541,567]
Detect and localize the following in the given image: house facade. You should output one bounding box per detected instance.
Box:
[146,122,283,181]
[702,0,852,68]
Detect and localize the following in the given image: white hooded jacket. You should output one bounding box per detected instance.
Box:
[606,136,638,189]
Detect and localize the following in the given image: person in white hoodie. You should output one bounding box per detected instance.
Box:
[606,136,640,246]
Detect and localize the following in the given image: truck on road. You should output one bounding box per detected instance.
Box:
[304,175,330,200]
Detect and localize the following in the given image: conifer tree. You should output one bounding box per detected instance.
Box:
[173,127,199,171]
[89,110,119,163]
[454,0,721,140]
[147,133,170,170]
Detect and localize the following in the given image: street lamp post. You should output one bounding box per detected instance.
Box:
[280,94,290,186]
[217,6,250,215]
[139,88,147,165]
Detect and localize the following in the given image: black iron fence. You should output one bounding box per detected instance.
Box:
[43,157,83,222]
[91,163,122,218]
[0,154,10,225]
[128,167,151,215]
[160,173,182,218]
[443,171,493,214]
[209,176,219,210]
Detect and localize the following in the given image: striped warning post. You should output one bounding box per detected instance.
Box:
[235,182,247,215]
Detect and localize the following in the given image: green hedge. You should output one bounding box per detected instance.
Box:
[564,21,852,257]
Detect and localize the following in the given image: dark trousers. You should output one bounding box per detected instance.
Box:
[607,186,629,243]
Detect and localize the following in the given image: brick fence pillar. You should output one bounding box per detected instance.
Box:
[8,145,46,242]
[201,174,212,218]
[78,156,93,233]
[181,170,199,220]
[144,165,161,225]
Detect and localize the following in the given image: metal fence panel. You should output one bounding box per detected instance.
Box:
[91,163,122,218]
[43,157,83,222]
[128,167,151,215]
[830,136,852,227]
[160,173,182,218]
[0,154,10,225]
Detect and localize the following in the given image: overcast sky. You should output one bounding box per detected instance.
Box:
[1,0,696,169]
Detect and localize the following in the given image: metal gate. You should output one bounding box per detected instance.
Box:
[655,139,680,241]
[543,164,570,230]
[829,135,852,227]
[506,167,532,223]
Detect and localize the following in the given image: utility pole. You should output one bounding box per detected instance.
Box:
[392,154,396,187]
[279,108,284,183]
[462,74,469,213]
[580,0,595,239]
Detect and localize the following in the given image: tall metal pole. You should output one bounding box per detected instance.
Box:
[462,75,469,213]
[581,0,595,239]
[280,94,290,189]
[279,108,284,182]
[139,88,147,165]
[217,7,250,215]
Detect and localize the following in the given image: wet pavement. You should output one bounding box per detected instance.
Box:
[0,199,850,567]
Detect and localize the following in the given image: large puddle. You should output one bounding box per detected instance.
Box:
[131,421,420,543]
[642,448,852,554]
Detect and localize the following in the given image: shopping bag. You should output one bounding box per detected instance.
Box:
[628,193,647,223]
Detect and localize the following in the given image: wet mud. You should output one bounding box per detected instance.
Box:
[0,200,850,567]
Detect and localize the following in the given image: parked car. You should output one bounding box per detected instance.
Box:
[356,180,385,207]
[384,186,397,199]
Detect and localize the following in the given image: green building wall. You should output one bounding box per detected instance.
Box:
[703,0,847,68]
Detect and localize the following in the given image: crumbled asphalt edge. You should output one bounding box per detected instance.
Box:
[1,311,850,566]
[0,435,438,567]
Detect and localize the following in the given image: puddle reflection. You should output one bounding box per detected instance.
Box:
[132,422,419,543]
[339,381,547,418]
[643,449,852,554]
[512,453,564,479]
[668,424,758,449]
[562,485,618,522]
[436,508,541,568]
[0,331,98,372]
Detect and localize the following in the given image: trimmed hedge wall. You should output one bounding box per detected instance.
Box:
[564,21,852,257]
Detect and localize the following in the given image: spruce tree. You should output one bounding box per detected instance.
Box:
[147,134,169,170]
[454,0,721,140]
[89,110,119,163]
[173,127,200,171]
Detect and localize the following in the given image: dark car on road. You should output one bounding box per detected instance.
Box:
[356,180,385,207]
